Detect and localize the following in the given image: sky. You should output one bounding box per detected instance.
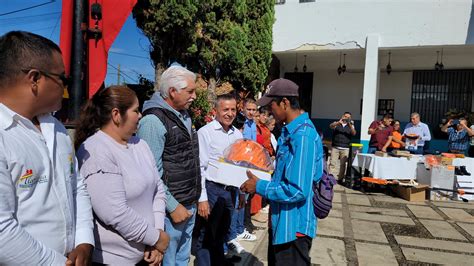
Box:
[0,0,156,86]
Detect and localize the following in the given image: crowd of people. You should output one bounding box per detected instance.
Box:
[328,112,474,181]
[3,30,472,266]
[0,31,323,266]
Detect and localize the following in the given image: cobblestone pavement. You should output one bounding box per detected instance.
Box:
[235,185,474,266]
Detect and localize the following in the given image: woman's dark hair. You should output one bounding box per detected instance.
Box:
[392,119,401,128]
[258,106,270,115]
[74,85,137,149]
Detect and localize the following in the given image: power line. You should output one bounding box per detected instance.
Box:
[109,51,150,59]
[0,11,60,21]
[49,14,61,38]
[107,63,137,83]
[1,16,58,27]
[0,1,56,17]
[28,26,56,32]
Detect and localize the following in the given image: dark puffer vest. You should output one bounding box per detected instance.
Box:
[142,107,201,206]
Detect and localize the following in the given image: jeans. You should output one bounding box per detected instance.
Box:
[236,205,245,234]
[226,193,241,242]
[163,204,196,266]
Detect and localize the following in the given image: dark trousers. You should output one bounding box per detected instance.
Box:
[469,146,474,157]
[193,181,235,266]
[268,229,312,266]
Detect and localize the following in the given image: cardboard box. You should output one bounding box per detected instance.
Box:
[208,160,272,188]
[416,164,455,190]
[441,157,454,166]
[429,190,454,201]
[392,184,428,201]
[375,151,388,157]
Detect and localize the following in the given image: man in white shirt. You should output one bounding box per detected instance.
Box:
[0,31,94,265]
[193,94,244,265]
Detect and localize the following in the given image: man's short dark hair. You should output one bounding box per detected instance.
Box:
[215,93,236,108]
[383,113,393,119]
[271,96,300,110]
[344,112,352,116]
[244,98,256,107]
[0,31,62,85]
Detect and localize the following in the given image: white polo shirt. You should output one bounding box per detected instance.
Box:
[0,104,94,265]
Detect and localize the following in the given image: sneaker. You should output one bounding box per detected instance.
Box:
[237,229,257,241]
[227,239,245,254]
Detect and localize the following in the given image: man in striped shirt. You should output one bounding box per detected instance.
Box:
[241,78,323,266]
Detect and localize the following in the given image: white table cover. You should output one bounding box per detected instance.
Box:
[352,153,424,180]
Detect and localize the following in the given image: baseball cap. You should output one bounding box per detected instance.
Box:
[256,78,299,106]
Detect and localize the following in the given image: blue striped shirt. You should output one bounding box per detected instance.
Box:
[256,113,323,245]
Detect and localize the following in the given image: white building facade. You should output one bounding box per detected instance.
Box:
[272,0,474,151]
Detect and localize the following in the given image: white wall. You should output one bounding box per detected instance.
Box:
[307,70,412,121]
[378,72,413,121]
[275,46,474,120]
[274,0,473,51]
[311,70,364,120]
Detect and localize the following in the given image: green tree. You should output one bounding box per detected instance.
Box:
[133,0,274,96]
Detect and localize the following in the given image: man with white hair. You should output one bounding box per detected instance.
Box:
[137,65,200,266]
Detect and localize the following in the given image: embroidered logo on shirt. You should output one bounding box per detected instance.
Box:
[19,169,33,181]
[17,169,47,189]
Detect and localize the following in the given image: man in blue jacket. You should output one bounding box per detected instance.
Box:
[241,78,323,265]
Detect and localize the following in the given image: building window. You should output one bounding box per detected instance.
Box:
[411,70,473,138]
[378,99,395,116]
[275,0,285,4]
[299,0,315,3]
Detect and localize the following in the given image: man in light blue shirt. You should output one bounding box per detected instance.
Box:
[403,112,431,154]
[232,98,258,240]
[241,78,323,266]
[242,98,257,141]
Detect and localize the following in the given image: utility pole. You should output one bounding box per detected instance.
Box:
[117,64,121,85]
[68,0,85,121]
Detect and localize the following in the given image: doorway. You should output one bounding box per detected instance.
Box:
[284,72,314,115]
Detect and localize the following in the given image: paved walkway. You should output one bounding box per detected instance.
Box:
[230,185,474,265]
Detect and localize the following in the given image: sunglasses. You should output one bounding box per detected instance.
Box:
[22,68,71,88]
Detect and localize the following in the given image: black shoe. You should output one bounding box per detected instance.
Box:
[224,255,242,265]
[455,166,464,176]
[246,224,257,234]
[460,166,471,176]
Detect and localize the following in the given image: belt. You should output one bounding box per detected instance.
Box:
[206,180,235,191]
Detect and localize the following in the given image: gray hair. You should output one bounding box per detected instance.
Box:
[158,65,196,98]
[411,112,420,118]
